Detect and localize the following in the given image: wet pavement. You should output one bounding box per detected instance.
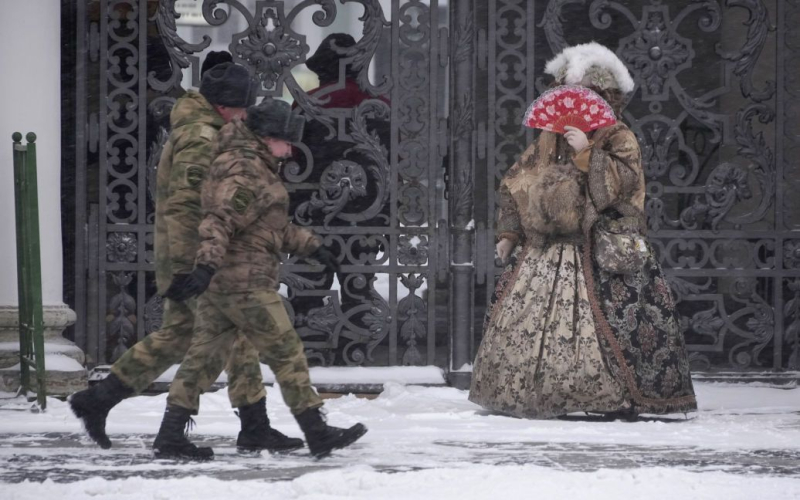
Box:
[3,383,800,486]
[2,431,799,483]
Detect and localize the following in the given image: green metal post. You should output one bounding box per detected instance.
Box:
[12,132,46,410]
[25,133,46,410]
[12,132,30,396]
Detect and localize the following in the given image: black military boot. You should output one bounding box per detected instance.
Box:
[236,397,304,454]
[152,405,214,461]
[295,407,367,458]
[69,373,134,449]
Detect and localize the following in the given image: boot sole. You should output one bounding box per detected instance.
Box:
[153,450,214,462]
[237,444,305,455]
[311,424,368,459]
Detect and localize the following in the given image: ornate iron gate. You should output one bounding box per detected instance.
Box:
[71,0,449,369]
[473,0,800,374]
[68,0,799,377]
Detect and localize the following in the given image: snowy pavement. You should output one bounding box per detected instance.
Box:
[2,381,800,499]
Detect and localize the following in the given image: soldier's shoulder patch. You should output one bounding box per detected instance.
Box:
[232,188,255,215]
[185,165,205,188]
[198,126,217,143]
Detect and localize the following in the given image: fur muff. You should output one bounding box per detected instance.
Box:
[529,163,586,237]
[503,159,586,241]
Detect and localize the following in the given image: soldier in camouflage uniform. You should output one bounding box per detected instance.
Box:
[70,62,304,457]
[153,99,367,460]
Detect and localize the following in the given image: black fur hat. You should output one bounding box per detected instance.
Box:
[306,33,358,83]
[245,98,305,143]
[201,51,233,77]
[199,62,256,108]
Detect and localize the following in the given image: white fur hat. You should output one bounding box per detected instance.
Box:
[545,42,635,94]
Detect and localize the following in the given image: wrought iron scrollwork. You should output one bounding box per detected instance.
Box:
[398,274,427,365]
[452,93,475,141]
[716,0,776,103]
[618,7,693,100]
[686,304,726,343]
[108,273,136,362]
[398,236,430,266]
[785,241,800,270]
[728,104,775,226]
[294,99,390,227]
[452,171,474,229]
[106,232,138,263]
[680,163,751,230]
[361,291,392,360]
[150,0,212,93]
[342,99,391,219]
[538,0,583,55]
[667,276,712,303]
[296,160,368,227]
[338,0,392,96]
[287,78,337,137]
[232,3,306,92]
[453,14,475,64]
[728,278,775,368]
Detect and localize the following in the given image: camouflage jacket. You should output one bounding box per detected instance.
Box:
[196,118,321,292]
[154,91,225,293]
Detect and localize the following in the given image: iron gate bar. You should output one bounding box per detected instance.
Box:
[389,0,400,366]
[74,0,88,364]
[428,0,442,367]
[137,0,148,345]
[480,0,537,310]
[98,0,108,365]
[448,0,476,387]
[784,0,800,368]
[774,0,785,371]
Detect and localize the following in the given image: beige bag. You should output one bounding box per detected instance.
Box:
[593,216,649,274]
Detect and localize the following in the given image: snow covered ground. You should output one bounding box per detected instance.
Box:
[2,381,800,499]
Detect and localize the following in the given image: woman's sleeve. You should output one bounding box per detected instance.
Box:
[586,127,643,212]
[496,179,524,245]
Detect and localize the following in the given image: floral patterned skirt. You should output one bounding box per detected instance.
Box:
[582,241,697,414]
[469,243,629,419]
[469,241,698,419]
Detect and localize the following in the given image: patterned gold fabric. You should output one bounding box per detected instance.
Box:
[470,243,629,418]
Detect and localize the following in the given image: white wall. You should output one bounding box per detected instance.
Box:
[0,0,64,306]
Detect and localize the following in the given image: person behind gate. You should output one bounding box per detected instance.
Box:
[152,98,368,460]
[70,58,307,456]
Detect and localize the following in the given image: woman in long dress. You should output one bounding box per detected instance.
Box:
[469,43,697,419]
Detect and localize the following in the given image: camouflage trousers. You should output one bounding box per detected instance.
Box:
[167,290,323,415]
[111,296,266,408]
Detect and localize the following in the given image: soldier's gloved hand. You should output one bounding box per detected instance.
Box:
[309,246,341,274]
[163,264,216,302]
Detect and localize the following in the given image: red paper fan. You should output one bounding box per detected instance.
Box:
[523,85,617,134]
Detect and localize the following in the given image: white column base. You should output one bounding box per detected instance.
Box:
[0,305,88,396]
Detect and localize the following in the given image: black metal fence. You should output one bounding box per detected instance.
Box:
[472,0,800,374]
[63,0,800,378]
